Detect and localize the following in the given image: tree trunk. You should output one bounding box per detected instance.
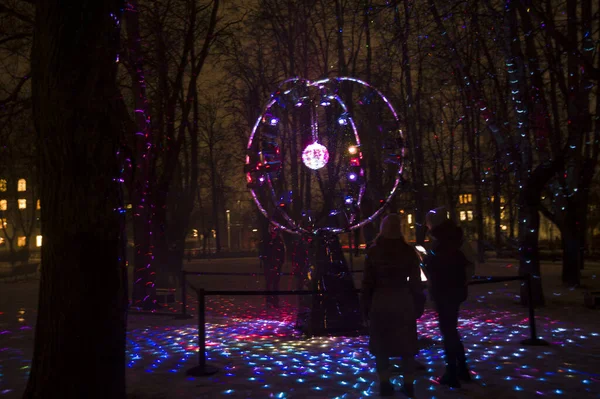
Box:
[152,189,171,288]
[561,218,582,286]
[25,1,127,397]
[516,158,564,306]
[493,150,503,257]
[398,0,426,244]
[210,155,221,252]
[125,0,157,308]
[517,201,545,307]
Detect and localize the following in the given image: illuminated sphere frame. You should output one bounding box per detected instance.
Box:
[245,77,405,235]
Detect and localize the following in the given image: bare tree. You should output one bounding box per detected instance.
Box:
[121,0,222,300]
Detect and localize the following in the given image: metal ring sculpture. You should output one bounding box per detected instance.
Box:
[245,77,405,235]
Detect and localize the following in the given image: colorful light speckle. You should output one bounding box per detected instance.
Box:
[1,289,600,397]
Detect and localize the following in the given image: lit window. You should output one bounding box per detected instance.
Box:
[18,199,26,209]
[0,179,6,192]
[0,218,6,227]
[459,194,472,204]
[460,211,466,221]
[408,214,413,224]
[0,199,6,211]
[36,235,42,247]
[467,211,473,221]
[492,195,506,203]
[17,179,26,192]
[17,236,26,247]
[0,237,4,245]
[36,199,41,210]
[192,229,198,238]
[501,225,507,231]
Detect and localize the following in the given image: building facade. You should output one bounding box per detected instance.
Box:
[0,176,41,259]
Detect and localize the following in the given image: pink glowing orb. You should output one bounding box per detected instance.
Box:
[302,142,329,170]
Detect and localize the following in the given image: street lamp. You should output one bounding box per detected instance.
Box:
[226,209,231,250]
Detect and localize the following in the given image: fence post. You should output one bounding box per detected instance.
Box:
[520,274,549,346]
[186,288,219,376]
[175,270,193,320]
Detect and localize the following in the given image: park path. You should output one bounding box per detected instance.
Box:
[1,257,599,398]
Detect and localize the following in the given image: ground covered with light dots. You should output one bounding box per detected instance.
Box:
[2,258,600,398]
[122,296,600,399]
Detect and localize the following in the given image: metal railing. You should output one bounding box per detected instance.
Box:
[177,268,365,319]
[184,273,549,377]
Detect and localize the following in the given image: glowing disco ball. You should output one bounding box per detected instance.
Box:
[302,142,329,170]
[245,77,405,235]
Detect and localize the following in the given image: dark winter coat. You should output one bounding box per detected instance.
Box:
[362,237,421,357]
[424,220,468,305]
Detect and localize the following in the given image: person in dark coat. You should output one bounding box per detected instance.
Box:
[260,225,285,308]
[362,214,422,397]
[424,207,471,388]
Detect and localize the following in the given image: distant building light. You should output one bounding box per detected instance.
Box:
[17,236,27,247]
[18,199,26,209]
[252,229,258,232]
[36,235,42,247]
[459,193,473,204]
[17,179,26,192]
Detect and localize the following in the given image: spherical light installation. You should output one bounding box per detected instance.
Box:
[302,142,329,170]
[246,76,404,235]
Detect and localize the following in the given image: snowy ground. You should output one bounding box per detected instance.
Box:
[1,257,600,398]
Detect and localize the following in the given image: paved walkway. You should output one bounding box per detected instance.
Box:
[1,257,599,398]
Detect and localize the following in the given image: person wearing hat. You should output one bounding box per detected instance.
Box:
[424,207,471,388]
[362,213,422,397]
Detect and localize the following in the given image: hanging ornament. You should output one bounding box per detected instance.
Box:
[302,142,329,170]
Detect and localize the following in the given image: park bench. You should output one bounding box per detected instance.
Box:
[0,262,39,282]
